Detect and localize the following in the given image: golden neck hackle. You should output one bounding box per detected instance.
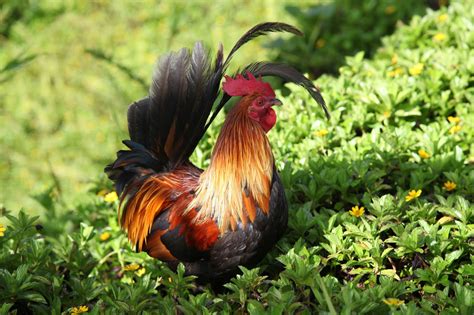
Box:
[190,99,274,231]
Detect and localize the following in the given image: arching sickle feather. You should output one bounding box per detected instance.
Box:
[223,22,303,68]
[242,62,330,119]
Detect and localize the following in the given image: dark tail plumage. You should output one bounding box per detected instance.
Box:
[105,22,328,195]
[105,42,224,193]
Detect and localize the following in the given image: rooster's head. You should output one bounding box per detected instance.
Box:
[223,72,282,132]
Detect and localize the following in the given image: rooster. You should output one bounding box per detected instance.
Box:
[105,22,329,282]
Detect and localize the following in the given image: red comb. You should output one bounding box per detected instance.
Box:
[222,72,275,98]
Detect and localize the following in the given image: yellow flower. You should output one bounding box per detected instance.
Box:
[443,181,456,191]
[384,5,396,15]
[0,224,6,237]
[70,305,89,315]
[449,125,462,134]
[433,32,447,42]
[418,149,430,159]
[135,267,146,277]
[99,232,111,241]
[388,67,403,77]
[405,189,422,202]
[437,216,454,225]
[349,206,365,217]
[437,14,448,23]
[123,263,140,271]
[104,191,118,203]
[383,111,391,118]
[448,116,461,124]
[121,275,135,284]
[391,54,398,65]
[315,129,329,137]
[409,63,424,76]
[97,189,108,196]
[315,38,326,48]
[383,298,404,307]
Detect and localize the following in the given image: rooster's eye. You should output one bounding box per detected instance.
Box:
[257,99,264,106]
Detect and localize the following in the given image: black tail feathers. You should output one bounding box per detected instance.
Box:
[127,98,151,148]
[146,42,223,167]
[104,140,160,195]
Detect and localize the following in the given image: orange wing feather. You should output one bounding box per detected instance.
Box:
[146,230,176,261]
[121,177,172,251]
[242,191,257,222]
[121,166,220,257]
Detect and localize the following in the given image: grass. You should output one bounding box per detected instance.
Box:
[1,0,473,314]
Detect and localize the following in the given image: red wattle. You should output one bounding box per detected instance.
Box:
[261,108,276,132]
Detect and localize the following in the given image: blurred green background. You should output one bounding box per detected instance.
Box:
[0,0,437,215]
[0,0,301,214]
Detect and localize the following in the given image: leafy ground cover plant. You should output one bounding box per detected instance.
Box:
[270,0,444,77]
[1,1,473,314]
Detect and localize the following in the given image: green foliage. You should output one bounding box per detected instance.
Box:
[270,0,436,77]
[1,0,473,314]
[0,0,50,38]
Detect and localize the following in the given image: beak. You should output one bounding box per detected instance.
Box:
[270,98,283,106]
